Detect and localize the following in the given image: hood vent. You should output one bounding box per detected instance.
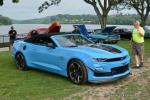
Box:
[88,44,121,54]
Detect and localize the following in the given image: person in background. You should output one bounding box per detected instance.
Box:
[131,21,145,68]
[25,30,39,39]
[8,26,17,50]
[30,30,38,37]
[72,26,80,33]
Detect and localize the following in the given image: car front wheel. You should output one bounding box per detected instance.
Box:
[68,60,88,84]
[15,53,28,71]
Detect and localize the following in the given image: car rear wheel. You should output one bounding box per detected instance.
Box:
[15,53,28,71]
[68,60,87,84]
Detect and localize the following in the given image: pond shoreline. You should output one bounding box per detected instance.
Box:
[0,47,9,52]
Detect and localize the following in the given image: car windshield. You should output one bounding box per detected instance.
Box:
[54,35,93,47]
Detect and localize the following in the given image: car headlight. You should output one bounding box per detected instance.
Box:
[93,58,107,62]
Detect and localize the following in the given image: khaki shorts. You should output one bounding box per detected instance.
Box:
[132,41,144,56]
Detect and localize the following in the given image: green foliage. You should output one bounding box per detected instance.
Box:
[0,52,87,100]
[13,14,150,25]
[125,0,150,26]
[0,40,150,99]
[0,15,12,25]
[110,40,150,100]
[12,0,19,3]
[50,14,98,24]
[107,14,141,25]
[0,0,3,6]
[0,0,19,6]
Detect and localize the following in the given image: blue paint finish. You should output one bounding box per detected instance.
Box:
[73,24,120,43]
[12,34,131,83]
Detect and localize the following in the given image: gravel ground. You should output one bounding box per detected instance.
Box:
[62,57,150,100]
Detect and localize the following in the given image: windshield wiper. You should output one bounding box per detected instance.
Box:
[67,45,78,47]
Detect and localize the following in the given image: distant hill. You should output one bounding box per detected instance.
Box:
[12,14,98,24]
[12,14,150,25]
[12,16,50,24]
[0,15,12,25]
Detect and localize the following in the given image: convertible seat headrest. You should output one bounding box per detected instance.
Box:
[48,22,61,33]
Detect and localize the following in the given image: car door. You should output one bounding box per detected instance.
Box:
[29,36,63,74]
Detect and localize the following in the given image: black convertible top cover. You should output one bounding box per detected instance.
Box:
[35,32,71,38]
[25,32,72,41]
[24,32,73,43]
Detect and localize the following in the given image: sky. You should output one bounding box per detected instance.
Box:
[0,0,136,20]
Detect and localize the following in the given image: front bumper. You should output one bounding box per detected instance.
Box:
[88,69,131,83]
[87,56,131,83]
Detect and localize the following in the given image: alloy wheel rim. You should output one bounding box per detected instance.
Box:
[69,62,83,84]
[16,54,25,70]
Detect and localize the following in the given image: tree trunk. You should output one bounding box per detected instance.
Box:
[99,15,107,29]
[140,16,147,27]
[93,5,108,29]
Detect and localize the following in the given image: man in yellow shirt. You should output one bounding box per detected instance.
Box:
[131,21,145,68]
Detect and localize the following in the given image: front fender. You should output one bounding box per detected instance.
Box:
[67,51,95,71]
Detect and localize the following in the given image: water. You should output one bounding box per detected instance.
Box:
[1,24,145,35]
[0,24,150,43]
[0,24,101,43]
[0,24,102,35]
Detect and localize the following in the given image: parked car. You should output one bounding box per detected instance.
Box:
[25,21,61,39]
[93,26,132,40]
[112,27,132,40]
[12,33,131,84]
[144,27,150,38]
[73,25,120,44]
[94,26,150,40]
[112,27,150,39]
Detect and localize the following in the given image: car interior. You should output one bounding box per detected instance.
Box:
[25,35,55,47]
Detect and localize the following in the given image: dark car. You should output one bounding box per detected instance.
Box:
[112,28,132,40]
[90,26,120,44]
[94,27,132,40]
[76,25,120,44]
[113,27,150,39]
[144,27,150,38]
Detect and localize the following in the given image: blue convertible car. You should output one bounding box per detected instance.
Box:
[12,33,131,84]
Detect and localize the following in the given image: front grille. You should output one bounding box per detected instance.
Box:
[111,65,129,75]
[105,56,127,62]
[94,65,129,77]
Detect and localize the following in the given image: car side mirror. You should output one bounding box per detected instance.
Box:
[46,43,55,49]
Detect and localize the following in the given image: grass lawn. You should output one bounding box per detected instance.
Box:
[0,52,88,100]
[0,39,150,100]
[118,39,150,59]
[110,39,150,100]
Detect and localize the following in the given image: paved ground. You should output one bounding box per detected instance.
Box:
[0,47,9,52]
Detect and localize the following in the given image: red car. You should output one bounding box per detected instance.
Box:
[25,22,61,39]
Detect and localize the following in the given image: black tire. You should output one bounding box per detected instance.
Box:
[15,53,28,71]
[68,59,88,84]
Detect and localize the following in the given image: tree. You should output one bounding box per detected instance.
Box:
[126,0,150,27]
[84,0,124,29]
[0,15,12,25]
[0,0,19,6]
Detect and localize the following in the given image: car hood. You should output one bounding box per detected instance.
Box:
[89,34,108,39]
[89,34,118,39]
[66,44,128,58]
